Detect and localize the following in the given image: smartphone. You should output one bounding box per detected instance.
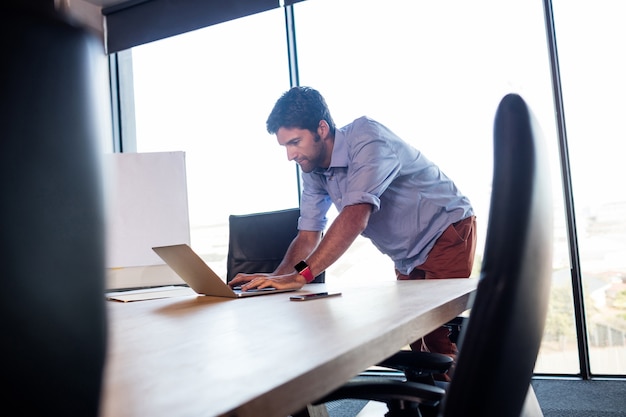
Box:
[289,292,342,301]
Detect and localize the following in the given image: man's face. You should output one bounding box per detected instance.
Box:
[276,125,328,173]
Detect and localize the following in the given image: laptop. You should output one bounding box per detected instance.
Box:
[151,244,296,298]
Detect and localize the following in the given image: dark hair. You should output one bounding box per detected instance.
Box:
[266,86,336,135]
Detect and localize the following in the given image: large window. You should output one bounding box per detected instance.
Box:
[130,9,293,277]
[122,0,625,376]
[293,0,583,374]
[292,0,560,287]
[551,0,626,375]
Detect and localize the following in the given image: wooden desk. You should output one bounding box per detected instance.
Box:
[100,279,477,417]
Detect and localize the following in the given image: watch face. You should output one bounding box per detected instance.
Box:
[294,260,308,272]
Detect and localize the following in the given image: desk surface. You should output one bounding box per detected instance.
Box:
[100,279,477,417]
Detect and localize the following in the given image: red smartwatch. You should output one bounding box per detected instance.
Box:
[294,260,315,283]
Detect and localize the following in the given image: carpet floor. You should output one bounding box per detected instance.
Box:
[325,377,626,417]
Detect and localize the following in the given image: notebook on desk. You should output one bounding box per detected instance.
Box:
[151,244,296,298]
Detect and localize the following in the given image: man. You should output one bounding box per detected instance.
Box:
[229,86,476,365]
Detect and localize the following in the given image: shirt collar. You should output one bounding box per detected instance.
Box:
[313,127,348,175]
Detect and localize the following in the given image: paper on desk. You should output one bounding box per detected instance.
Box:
[106,286,195,302]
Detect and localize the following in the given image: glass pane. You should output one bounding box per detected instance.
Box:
[294,0,575,372]
[130,9,293,276]
[553,0,626,375]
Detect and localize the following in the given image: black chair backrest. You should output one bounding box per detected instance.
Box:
[226,208,325,283]
[2,5,107,416]
[442,94,553,417]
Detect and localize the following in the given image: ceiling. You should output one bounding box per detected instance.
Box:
[81,0,128,8]
[70,0,297,54]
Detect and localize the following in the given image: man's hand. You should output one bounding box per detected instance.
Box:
[228,272,307,291]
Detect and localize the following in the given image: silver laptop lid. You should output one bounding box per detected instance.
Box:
[152,244,295,298]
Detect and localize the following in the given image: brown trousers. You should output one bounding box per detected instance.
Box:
[395,215,477,380]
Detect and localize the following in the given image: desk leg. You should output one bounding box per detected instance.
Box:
[292,404,330,417]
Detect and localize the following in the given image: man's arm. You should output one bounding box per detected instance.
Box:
[298,203,372,278]
[229,203,372,290]
[271,229,323,275]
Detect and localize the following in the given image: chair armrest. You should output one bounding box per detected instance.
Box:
[313,379,445,406]
[378,350,453,376]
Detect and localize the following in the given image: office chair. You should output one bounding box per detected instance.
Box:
[1,4,107,416]
[307,93,553,417]
[226,208,325,283]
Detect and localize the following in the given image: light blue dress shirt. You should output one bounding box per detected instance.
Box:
[298,116,474,274]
